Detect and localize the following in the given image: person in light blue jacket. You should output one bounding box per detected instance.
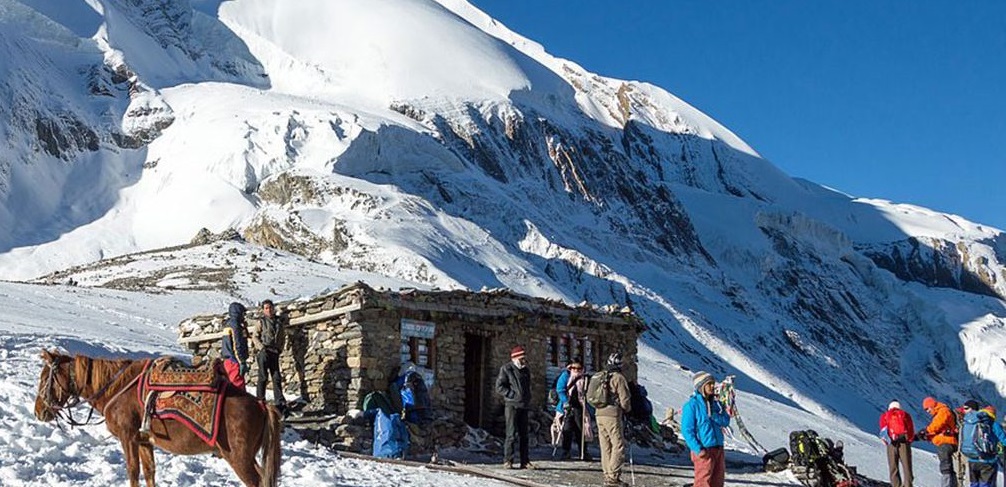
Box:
[681,371,731,487]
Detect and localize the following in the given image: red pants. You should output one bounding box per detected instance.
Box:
[691,446,725,487]
[223,359,246,388]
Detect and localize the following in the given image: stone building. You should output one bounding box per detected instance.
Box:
[178,282,644,449]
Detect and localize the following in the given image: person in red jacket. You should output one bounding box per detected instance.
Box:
[880,400,915,487]
[917,396,959,487]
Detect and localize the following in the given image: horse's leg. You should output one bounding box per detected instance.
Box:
[120,438,141,487]
[138,443,156,487]
[221,448,262,487]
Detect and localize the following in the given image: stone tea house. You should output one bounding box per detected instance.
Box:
[178,282,644,446]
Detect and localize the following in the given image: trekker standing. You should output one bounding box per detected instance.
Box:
[681,371,731,487]
[879,400,915,487]
[958,401,1006,487]
[220,302,249,388]
[495,345,533,469]
[595,352,631,487]
[558,357,592,460]
[253,299,287,409]
[917,396,959,487]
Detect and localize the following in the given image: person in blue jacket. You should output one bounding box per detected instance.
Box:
[220,302,249,388]
[681,371,731,487]
[963,401,1006,487]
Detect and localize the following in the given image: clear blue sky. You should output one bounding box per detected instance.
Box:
[469,1,1006,230]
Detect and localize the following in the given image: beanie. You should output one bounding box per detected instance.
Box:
[692,371,714,390]
[964,400,981,411]
[888,401,901,411]
[922,397,937,410]
[510,346,526,359]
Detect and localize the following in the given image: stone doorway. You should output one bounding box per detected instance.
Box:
[463,333,492,428]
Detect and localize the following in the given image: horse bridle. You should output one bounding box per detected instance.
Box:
[40,355,129,428]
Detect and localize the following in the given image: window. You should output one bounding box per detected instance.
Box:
[547,333,597,370]
[400,319,436,370]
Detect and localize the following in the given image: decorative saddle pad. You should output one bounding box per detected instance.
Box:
[138,359,228,445]
[145,357,221,392]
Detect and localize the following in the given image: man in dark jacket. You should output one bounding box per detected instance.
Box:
[220,302,249,388]
[252,299,286,408]
[496,345,533,469]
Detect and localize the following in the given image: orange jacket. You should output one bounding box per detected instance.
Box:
[925,402,958,446]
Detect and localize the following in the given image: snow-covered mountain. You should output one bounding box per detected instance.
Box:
[2,0,1005,483]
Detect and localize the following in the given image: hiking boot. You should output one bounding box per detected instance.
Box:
[502,461,513,469]
[520,462,535,470]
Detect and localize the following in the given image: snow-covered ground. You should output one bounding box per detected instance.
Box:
[0,281,518,487]
[0,277,944,487]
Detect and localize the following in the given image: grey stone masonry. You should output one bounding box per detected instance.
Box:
[177,281,644,451]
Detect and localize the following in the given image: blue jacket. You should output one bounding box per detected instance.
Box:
[681,390,731,455]
[964,410,1006,464]
[556,369,571,412]
[221,302,248,362]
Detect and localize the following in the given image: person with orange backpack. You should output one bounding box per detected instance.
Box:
[917,396,959,487]
[879,400,915,487]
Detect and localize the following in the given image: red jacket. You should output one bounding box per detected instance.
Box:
[879,408,915,442]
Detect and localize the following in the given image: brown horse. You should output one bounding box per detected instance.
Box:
[33,349,282,487]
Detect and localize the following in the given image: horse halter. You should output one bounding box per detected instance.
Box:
[40,355,101,428]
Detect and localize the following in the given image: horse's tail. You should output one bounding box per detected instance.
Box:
[259,404,282,487]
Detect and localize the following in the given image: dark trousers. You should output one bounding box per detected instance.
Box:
[256,350,285,406]
[969,462,997,487]
[937,444,958,487]
[561,407,586,458]
[886,442,913,487]
[504,405,530,464]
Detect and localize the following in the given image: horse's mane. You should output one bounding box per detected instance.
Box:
[72,354,143,397]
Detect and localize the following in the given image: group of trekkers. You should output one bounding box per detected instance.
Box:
[880,397,1006,487]
[497,346,728,487]
[218,300,288,410]
[496,345,638,487]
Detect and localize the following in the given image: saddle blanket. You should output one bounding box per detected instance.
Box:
[145,357,220,392]
[138,359,227,446]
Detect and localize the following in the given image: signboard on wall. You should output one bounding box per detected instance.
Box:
[401,319,436,339]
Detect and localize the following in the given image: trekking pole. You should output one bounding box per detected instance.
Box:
[626,417,636,487]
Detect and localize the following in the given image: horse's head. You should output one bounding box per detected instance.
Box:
[34,349,80,422]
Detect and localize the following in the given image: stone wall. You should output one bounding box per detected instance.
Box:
[177,283,644,451]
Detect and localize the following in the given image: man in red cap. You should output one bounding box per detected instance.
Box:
[496,345,533,469]
[917,396,958,487]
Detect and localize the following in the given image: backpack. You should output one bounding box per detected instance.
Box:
[399,371,432,423]
[960,411,998,460]
[886,409,912,443]
[629,383,653,423]
[586,370,611,409]
[547,374,561,411]
[789,430,823,467]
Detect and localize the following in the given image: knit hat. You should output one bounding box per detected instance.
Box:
[692,371,714,390]
[888,401,901,411]
[922,397,937,410]
[964,400,981,411]
[510,346,526,359]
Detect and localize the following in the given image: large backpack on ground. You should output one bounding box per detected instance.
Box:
[373,409,410,458]
[763,447,791,472]
[960,411,999,460]
[586,370,611,409]
[790,430,823,467]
